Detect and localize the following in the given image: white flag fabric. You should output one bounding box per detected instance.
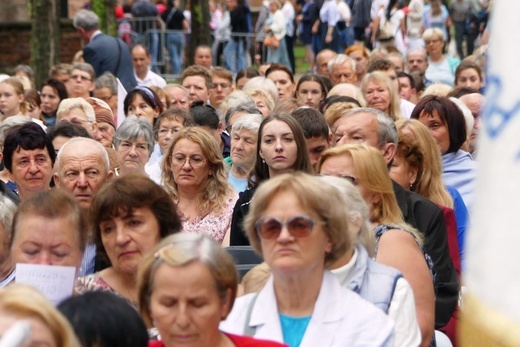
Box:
[461,1,520,345]
[116,78,128,129]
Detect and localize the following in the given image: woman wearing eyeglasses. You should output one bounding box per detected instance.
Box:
[221,172,394,346]
[422,28,460,86]
[162,127,238,245]
[317,144,436,347]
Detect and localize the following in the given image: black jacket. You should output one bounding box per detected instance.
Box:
[230,187,255,246]
[393,180,459,328]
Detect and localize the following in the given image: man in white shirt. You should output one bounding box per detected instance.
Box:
[131,44,167,88]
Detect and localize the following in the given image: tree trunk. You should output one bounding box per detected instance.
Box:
[92,0,117,36]
[187,0,211,65]
[30,0,60,89]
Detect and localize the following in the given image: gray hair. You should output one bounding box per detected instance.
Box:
[242,77,279,103]
[0,116,32,144]
[57,98,96,123]
[328,54,357,74]
[73,9,100,32]
[164,84,189,97]
[225,104,262,127]
[230,113,264,136]
[450,97,474,139]
[0,195,17,253]
[342,108,397,147]
[55,137,110,172]
[13,65,34,79]
[317,176,375,256]
[114,115,154,152]
[71,62,96,80]
[95,72,118,95]
[218,91,256,124]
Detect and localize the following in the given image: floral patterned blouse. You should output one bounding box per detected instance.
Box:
[179,192,238,244]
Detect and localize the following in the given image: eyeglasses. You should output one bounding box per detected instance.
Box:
[255,215,324,239]
[171,155,206,168]
[71,74,92,82]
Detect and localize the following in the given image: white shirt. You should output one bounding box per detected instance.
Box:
[135,69,167,88]
[281,2,295,36]
[331,248,421,347]
[400,98,416,119]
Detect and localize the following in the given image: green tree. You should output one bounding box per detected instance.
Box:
[187,0,211,65]
[92,0,117,36]
[30,0,60,88]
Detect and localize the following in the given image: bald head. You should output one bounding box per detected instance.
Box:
[406,49,428,76]
[54,137,113,209]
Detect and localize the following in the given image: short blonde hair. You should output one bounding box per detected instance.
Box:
[243,172,351,267]
[162,127,234,215]
[422,27,444,43]
[0,284,81,347]
[361,71,402,121]
[422,83,452,97]
[324,101,360,128]
[244,89,276,113]
[57,97,96,122]
[138,233,238,326]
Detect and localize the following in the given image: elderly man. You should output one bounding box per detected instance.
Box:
[180,65,212,103]
[68,62,96,99]
[94,72,118,116]
[164,84,190,110]
[330,107,460,329]
[73,9,137,92]
[210,67,234,109]
[328,54,357,85]
[54,137,113,275]
[3,122,55,201]
[459,92,485,157]
[315,49,337,77]
[57,97,98,138]
[132,44,167,88]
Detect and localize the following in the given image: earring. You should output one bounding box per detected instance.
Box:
[262,158,265,164]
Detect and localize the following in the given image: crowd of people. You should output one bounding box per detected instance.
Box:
[0,0,490,346]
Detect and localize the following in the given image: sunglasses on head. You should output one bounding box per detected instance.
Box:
[255,215,324,239]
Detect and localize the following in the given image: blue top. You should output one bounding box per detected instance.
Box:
[446,185,470,265]
[279,313,311,347]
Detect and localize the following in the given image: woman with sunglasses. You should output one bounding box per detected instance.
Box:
[229,114,313,246]
[221,172,394,346]
[317,144,436,347]
[162,127,238,245]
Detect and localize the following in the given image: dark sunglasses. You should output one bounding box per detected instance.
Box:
[255,215,322,239]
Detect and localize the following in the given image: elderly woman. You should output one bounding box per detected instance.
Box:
[138,233,287,347]
[244,89,275,117]
[221,173,394,345]
[76,174,182,307]
[230,114,313,245]
[10,189,87,276]
[0,284,81,347]
[228,113,264,192]
[162,127,238,245]
[317,144,435,347]
[361,71,402,121]
[3,122,55,201]
[113,115,154,176]
[57,97,98,136]
[411,95,477,212]
[264,0,291,69]
[0,77,28,120]
[423,28,460,86]
[319,176,421,346]
[123,86,164,124]
[243,76,279,105]
[145,107,195,183]
[0,195,17,287]
[41,78,68,126]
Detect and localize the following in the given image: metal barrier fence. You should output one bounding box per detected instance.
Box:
[117,17,261,80]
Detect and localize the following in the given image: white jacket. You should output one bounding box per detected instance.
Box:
[221,271,395,347]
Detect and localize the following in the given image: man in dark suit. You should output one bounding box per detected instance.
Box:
[73,9,137,92]
[330,107,460,329]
